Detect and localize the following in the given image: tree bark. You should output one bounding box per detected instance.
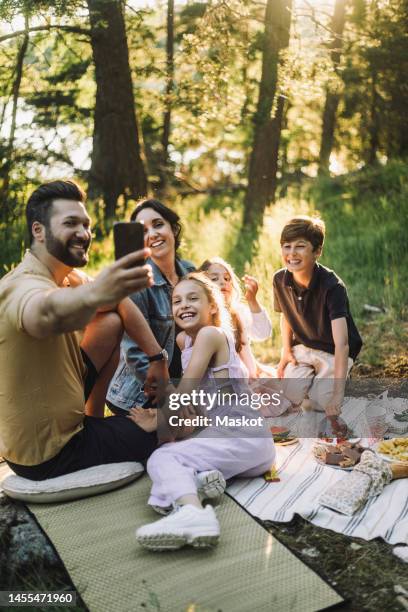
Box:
[243,0,292,229]
[0,15,29,219]
[318,0,347,175]
[366,0,380,165]
[161,0,174,170]
[0,24,90,44]
[367,67,379,164]
[87,0,147,222]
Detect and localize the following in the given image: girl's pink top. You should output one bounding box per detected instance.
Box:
[181,329,248,382]
[181,328,270,432]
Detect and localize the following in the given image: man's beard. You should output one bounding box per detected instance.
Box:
[45,229,91,267]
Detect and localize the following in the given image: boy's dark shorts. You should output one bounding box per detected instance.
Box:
[6,351,157,481]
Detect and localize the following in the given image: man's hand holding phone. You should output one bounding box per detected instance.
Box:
[113,221,145,263]
[88,221,150,307]
[89,248,152,308]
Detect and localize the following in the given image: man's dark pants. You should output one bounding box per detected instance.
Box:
[6,350,157,480]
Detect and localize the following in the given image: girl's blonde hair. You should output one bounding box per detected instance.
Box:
[199,257,244,353]
[199,257,242,307]
[176,272,233,336]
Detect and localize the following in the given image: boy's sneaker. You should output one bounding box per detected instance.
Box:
[150,470,226,516]
[136,504,220,551]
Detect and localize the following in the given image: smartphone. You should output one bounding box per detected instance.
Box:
[113,221,145,263]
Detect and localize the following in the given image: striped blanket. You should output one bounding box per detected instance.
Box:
[227,397,408,548]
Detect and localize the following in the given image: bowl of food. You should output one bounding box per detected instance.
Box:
[374,437,408,464]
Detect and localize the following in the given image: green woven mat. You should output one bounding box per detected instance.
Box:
[28,476,343,612]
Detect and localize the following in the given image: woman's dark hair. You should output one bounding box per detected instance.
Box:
[130,198,182,252]
[26,180,86,245]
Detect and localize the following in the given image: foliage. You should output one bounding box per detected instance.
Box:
[0,216,26,274]
[1,0,408,202]
[0,1,407,358]
[311,159,408,317]
[0,0,84,20]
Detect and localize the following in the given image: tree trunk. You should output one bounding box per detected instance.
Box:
[367,68,379,164]
[161,0,174,172]
[243,0,292,229]
[318,0,347,175]
[0,15,29,219]
[366,0,380,165]
[87,0,147,222]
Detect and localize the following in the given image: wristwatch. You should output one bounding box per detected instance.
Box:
[148,348,169,363]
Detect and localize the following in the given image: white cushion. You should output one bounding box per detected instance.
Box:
[1,462,144,503]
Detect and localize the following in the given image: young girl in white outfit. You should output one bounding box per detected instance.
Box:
[131,272,274,551]
[200,257,273,378]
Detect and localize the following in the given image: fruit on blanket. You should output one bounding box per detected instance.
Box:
[270,426,294,443]
[264,465,280,482]
[318,416,350,441]
[395,408,408,422]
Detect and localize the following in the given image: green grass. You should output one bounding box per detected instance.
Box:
[313,160,408,319]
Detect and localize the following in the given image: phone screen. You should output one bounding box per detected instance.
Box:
[113,222,145,263]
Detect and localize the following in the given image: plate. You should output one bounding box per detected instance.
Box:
[317,437,361,446]
[275,437,299,446]
[313,457,354,471]
[312,443,361,471]
[372,441,408,465]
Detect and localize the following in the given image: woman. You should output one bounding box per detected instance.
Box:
[107,199,195,414]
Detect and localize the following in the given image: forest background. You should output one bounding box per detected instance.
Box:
[0,0,407,372]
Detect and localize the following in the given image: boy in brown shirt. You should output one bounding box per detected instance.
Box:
[273,216,362,417]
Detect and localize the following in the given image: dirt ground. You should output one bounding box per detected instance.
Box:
[266,517,408,612]
[352,319,408,379]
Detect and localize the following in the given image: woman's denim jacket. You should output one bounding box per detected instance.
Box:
[106,257,195,411]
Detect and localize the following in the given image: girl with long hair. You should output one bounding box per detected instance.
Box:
[199,257,273,378]
[130,273,274,551]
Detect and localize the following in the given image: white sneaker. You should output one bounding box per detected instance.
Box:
[196,469,226,502]
[136,504,220,551]
[150,504,172,516]
[150,470,226,516]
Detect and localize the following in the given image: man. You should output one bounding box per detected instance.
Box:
[0,180,169,480]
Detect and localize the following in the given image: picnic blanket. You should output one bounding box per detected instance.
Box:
[27,476,344,612]
[227,397,408,549]
[228,438,408,545]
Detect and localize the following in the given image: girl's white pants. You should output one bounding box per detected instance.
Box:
[146,433,275,508]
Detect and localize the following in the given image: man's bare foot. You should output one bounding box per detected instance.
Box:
[128,407,158,432]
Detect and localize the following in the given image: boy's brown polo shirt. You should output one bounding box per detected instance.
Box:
[0,252,86,465]
[273,263,362,360]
